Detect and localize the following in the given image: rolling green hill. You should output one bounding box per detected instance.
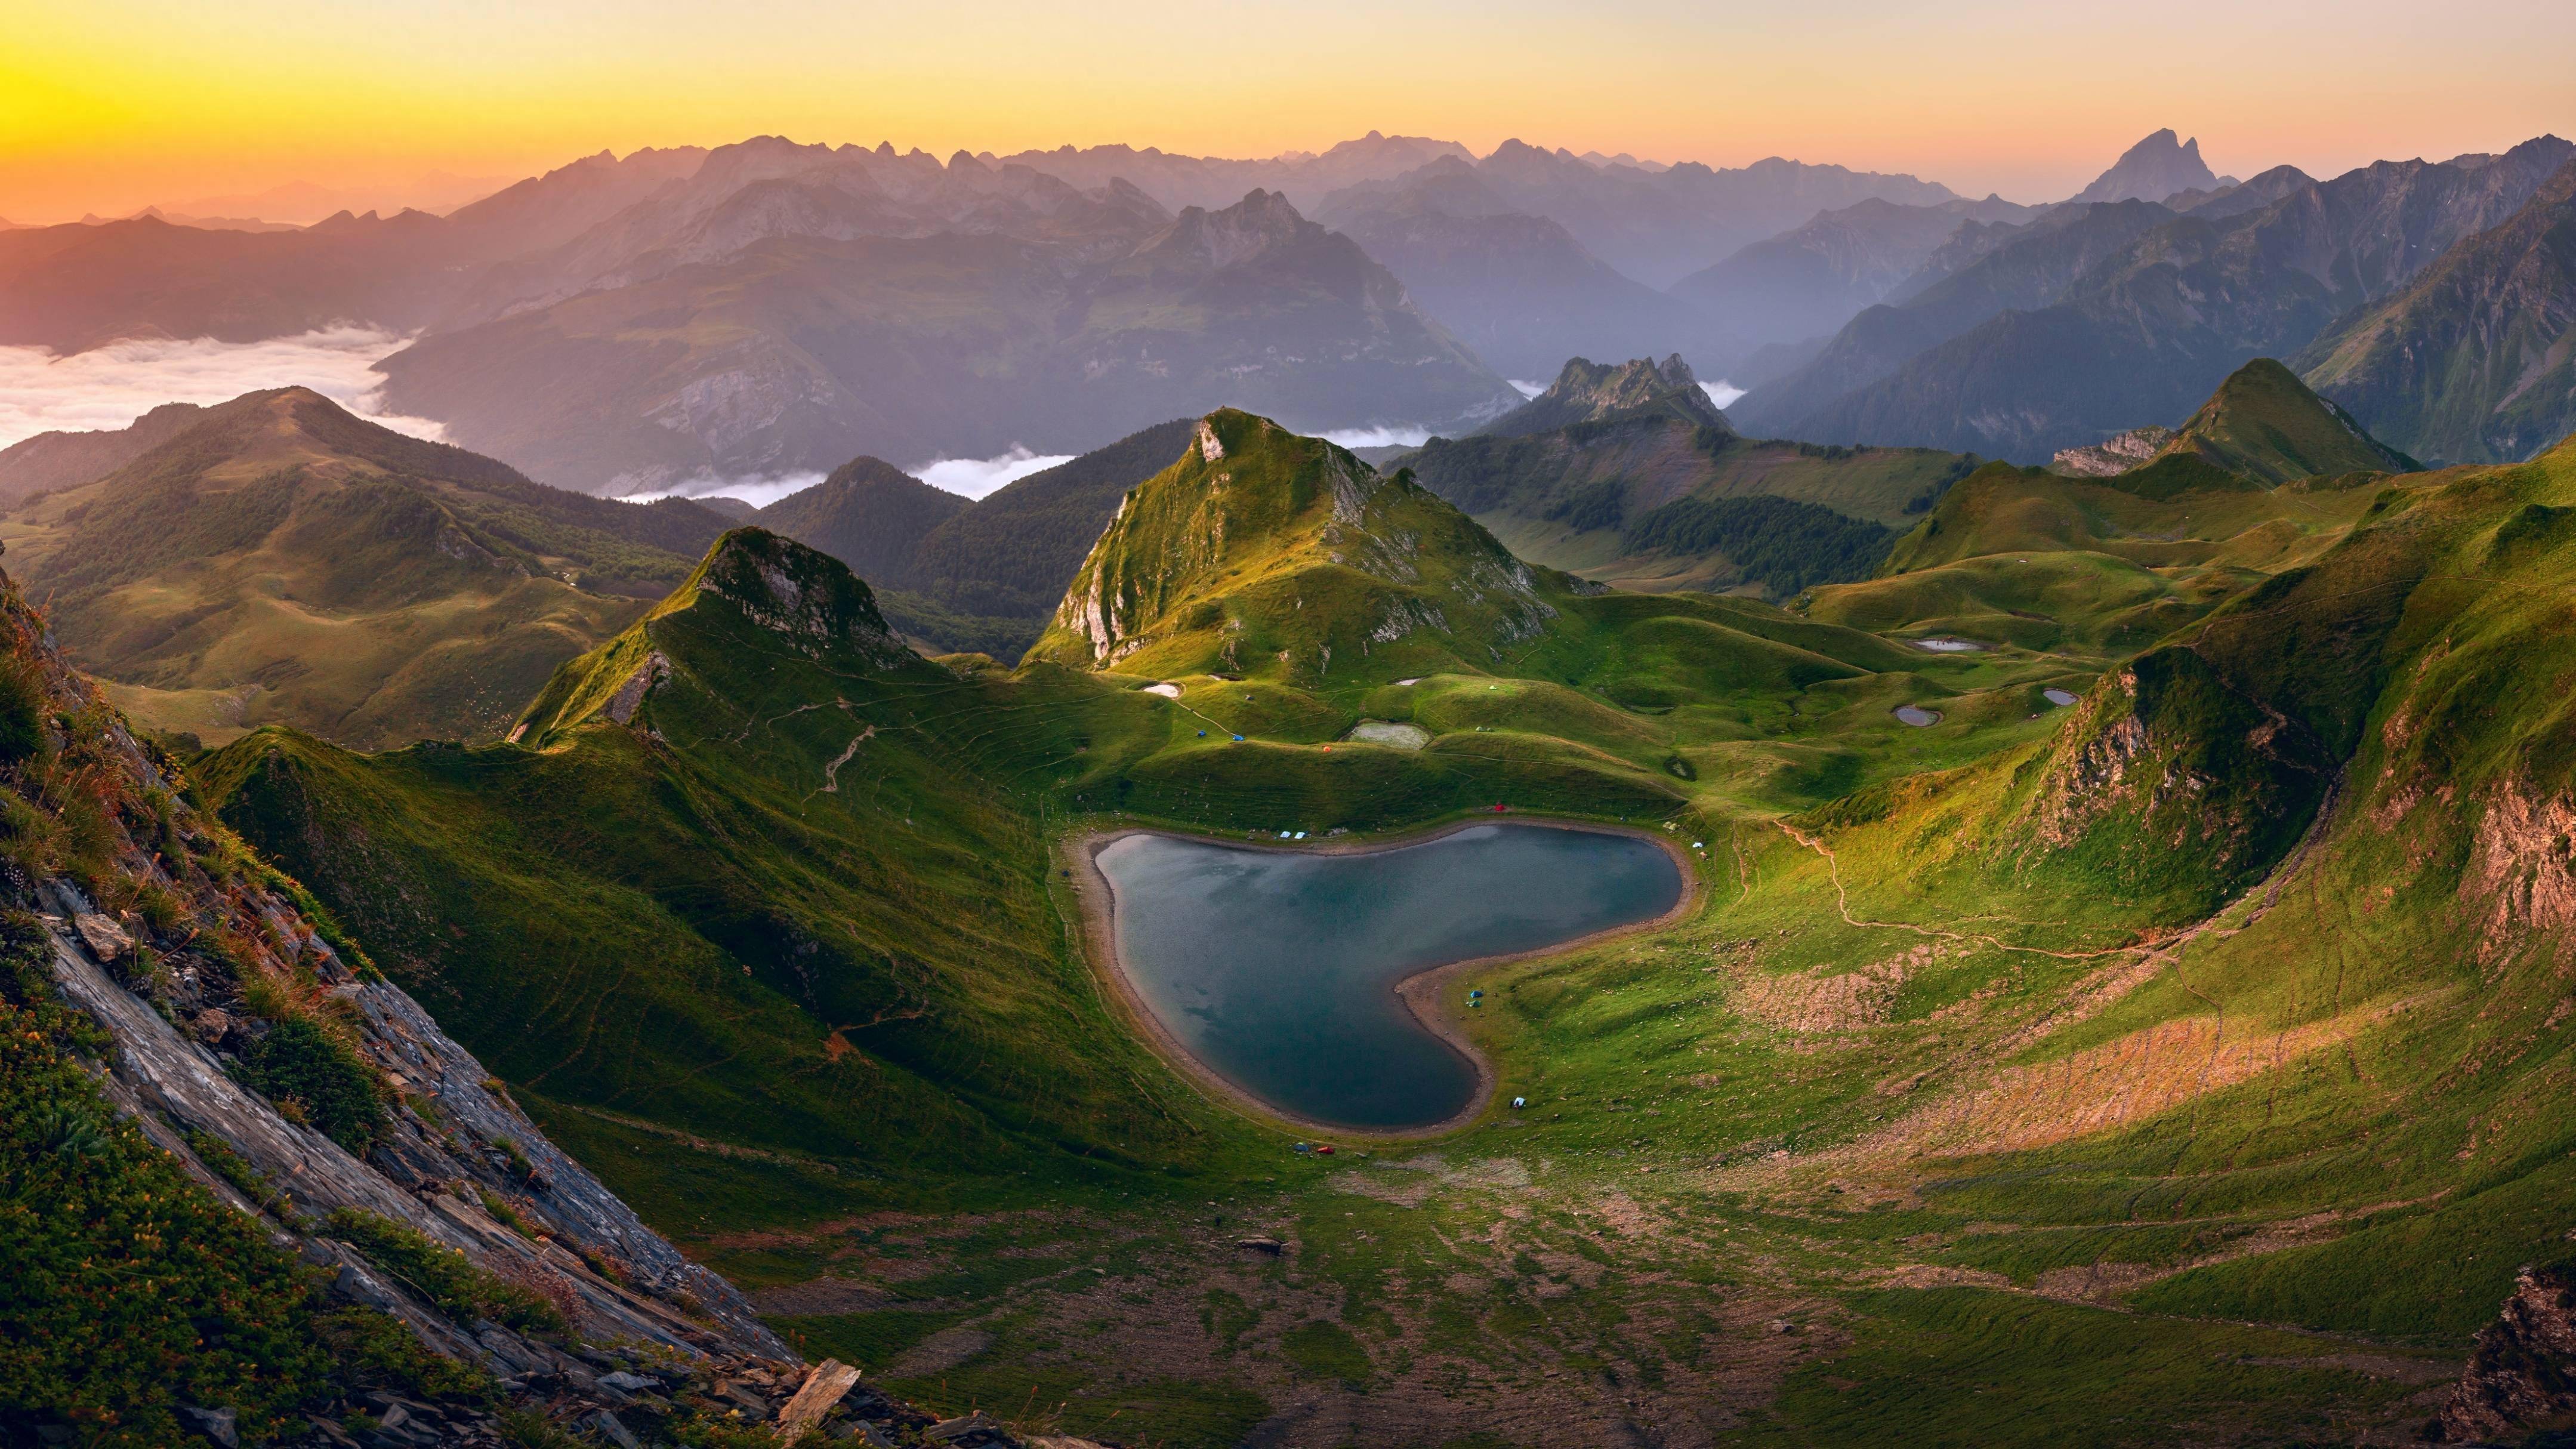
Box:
[2146,358,2421,483]
[0,387,732,748]
[180,404,2576,1445]
[1807,362,2428,656]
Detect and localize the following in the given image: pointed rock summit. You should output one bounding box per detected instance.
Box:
[1479,354,1732,439]
[2071,129,2228,205]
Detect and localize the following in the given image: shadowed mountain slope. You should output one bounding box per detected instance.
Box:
[1747,137,2575,462]
[380,188,1513,493]
[2300,159,2576,464]
[1401,356,1976,596]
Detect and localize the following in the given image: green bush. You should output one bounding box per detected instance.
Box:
[0,650,50,764]
[238,1016,388,1154]
[323,1208,567,1336]
[0,920,334,1445]
[1622,494,1897,595]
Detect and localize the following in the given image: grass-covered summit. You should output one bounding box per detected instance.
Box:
[2054,357,2420,488]
[1029,409,1563,683]
[0,387,732,748]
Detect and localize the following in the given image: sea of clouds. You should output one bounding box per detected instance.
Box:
[0,326,445,451]
[911,446,1075,500]
[621,445,1077,510]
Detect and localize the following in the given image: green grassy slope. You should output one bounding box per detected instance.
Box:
[184,415,2576,1446]
[1029,410,1571,687]
[0,388,733,749]
[1804,363,2429,659]
[203,529,1255,1206]
[2143,358,2421,485]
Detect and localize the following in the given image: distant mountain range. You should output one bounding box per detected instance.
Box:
[380,180,1512,492]
[1668,195,2042,361]
[2298,159,2576,465]
[1736,135,2576,464]
[16,127,2576,500]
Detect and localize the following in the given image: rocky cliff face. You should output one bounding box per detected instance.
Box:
[2431,1262,2576,1441]
[0,561,1081,1445]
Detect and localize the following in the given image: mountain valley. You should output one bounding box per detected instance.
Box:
[18,81,2576,1449]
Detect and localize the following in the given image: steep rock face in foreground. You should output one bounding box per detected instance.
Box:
[0,565,804,1442]
[1031,410,1560,683]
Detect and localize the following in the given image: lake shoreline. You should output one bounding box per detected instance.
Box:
[1063,815,1703,1142]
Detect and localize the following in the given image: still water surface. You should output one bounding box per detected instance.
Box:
[1096,824,1684,1129]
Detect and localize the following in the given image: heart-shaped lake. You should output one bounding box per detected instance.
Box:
[1089,822,1687,1131]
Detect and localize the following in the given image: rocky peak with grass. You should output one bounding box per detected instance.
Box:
[512,528,934,747]
[1031,409,1559,681]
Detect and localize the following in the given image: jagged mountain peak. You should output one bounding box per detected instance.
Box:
[1134,187,1316,269]
[1477,354,1730,440]
[2072,128,2228,205]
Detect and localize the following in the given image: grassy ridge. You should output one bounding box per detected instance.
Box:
[0,388,736,749]
[191,412,2576,1444]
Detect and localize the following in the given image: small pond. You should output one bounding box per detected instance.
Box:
[2043,688,2081,707]
[1911,637,1987,653]
[1894,705,1942,727]
[1093,824,1684,1130]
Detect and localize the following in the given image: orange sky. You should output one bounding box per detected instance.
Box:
[6,0,2572,223]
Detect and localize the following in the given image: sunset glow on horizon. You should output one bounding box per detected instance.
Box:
[7,0,2573,223]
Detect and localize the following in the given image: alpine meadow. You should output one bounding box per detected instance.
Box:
[5,7,2576,1447]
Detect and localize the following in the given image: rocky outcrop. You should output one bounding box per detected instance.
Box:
[2052,425,2174,477]
[689,528,925,670]
[0,560,1081,1444]
[1476,354,1730,440]
[2430,1262,2576,1442]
